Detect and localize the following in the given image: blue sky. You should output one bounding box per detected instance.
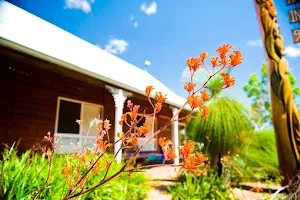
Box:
[6,0,300,107]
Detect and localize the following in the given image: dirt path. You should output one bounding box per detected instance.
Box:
[143,166,181,180]
[143,166,180,200]
[146,181,173,200]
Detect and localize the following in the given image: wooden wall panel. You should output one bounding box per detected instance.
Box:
[0,52,106,152]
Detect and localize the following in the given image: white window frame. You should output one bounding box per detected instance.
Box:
[136,113,157,152]
[54,96,104,153]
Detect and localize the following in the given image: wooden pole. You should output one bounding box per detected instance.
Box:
[253,0,300,185]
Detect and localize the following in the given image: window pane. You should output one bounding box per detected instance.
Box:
[57,137,80,153]
[145,115,154,134]
[57,100,81,134]
[136,115,146,127]
[82,103,102,135]
[138,115,157,151]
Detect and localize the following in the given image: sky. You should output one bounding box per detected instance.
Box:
[5,0,300,107]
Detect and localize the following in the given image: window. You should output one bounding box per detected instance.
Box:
[57,100,81,134]
[55,97,103,153]
[136,115,157,151]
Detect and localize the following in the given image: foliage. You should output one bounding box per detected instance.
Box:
[0,146,150,200]
[187,95,253,162]
[168,170,234,200]
[243,63,300,127]
[230,128,282,184]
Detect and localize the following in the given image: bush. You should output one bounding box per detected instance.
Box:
[0,146,150,200]
[231,128,282,184]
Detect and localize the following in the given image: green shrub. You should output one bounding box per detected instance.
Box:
[0,146,150,200]
[187,95,253,166]
[168,170,234,200]
[231,128,282,183]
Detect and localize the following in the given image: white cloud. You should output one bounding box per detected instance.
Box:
[130,15,135,21]
[64,0,94,13]
[180,67,191,82]
[246,39,263,47]
[104,39,129,54]
[180,67,209,84]
[140,1,157,15]
[180,66,223,87]
[285,45,300,58]
[145,60,151,66]
[134,21,139,28]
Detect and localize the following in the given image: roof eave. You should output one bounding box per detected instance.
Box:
[0,37,191,111]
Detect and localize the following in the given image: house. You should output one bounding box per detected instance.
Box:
[0,1,190,164]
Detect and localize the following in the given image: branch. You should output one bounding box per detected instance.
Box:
[193,65,225,94]
[32,155,53,200]
[270,185,288,200]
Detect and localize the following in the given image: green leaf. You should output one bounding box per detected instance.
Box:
[261,63,267,78]
[287,72,296,87]
[243,84,249,92]
[264,101,271,111]
[293,88,300,95]
[248,74,259,85]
